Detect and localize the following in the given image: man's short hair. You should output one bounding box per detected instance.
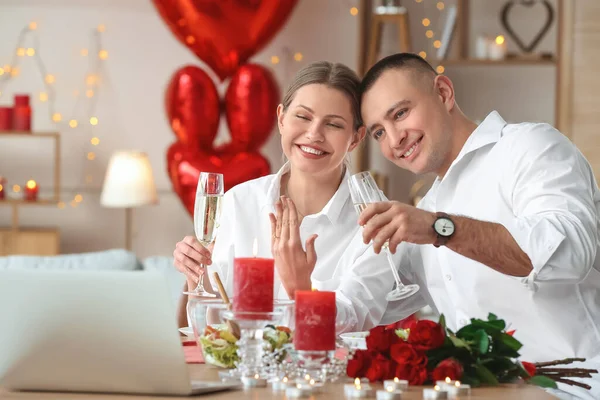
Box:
[360,53,438,97]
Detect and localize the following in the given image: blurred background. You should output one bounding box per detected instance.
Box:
[0,0,597,260]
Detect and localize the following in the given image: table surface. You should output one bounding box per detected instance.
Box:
[0,362,558,399]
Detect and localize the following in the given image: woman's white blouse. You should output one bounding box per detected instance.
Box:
[205,163,426,333]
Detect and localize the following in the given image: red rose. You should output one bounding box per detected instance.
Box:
[395,363,429,385]
[366,326,396,353]
[432,358,464,381]
[390,343,425,366]
[385,313,418,330]
[365,353,394,382]
[347,350,372,378]
[522,361,537,377]
[407,320,445,351]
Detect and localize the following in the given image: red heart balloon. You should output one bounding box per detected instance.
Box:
[225,64,280,153]
[167,142,270,216]
[152,0,299,81]
[165,65,220,150]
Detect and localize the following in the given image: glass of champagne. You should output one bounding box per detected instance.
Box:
[184,172,224,297]
[348,171,420,301]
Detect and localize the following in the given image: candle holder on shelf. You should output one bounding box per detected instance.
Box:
[222,309,283,383]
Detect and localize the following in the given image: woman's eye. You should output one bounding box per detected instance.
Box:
[296,115,310,121]
[327,123,343,129]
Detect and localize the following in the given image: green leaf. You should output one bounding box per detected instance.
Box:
[528,376,558,389]
[488,313,498,321]
[499,332,523,351]
[471,319,506,332]
[438,314,447,332]
[473,329,490,354]
[474,363,499,385]
[448,334,471,351]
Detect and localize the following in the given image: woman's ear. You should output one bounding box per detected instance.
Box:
[276,104,285,135]
[348,126,366,152]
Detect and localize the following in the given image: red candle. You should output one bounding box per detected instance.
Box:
[294,290,336,351]
[0,177,6,200]
[0,107,13,131]
[233,239,274,314]
[24,179,38,201]
[13,95,31,131]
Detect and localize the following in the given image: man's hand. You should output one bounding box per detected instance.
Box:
[358,201,437,253]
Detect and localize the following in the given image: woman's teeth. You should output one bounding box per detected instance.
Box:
[300,146,324,155]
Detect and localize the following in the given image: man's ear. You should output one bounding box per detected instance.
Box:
[433,75,456,112]
[276,104,285,135]
[348,126,366,152]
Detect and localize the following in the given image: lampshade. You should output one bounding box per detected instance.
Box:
[100,151,158,208]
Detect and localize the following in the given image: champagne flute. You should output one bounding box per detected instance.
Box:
[184,172,224,297]
[348,172,420,301]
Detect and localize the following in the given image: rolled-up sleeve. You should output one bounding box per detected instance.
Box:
[502,124,599,290]
[334,239,429,333]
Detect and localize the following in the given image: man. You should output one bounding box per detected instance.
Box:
[358,53,600,400]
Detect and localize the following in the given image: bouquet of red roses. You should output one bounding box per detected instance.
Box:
[347,313,597,390]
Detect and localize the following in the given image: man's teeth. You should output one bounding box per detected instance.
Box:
[403,142,418,158]
[300,146,324,155]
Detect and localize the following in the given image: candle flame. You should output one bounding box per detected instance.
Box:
[394,377,399,383]
[354,378,360,386]
[26,180,37,189]
[309,379,315,385]
[296,384,301,389]
[445,377,451,383]
[435,385,441,391]
[386,386,393,392]
[254,374,259,379]
[282,377,288,383]
[305,374,310,381]
[455,381,461,387]
[252,238,258,257]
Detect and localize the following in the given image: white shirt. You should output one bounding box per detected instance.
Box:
[407,111,600,399]
[206,163,426,333]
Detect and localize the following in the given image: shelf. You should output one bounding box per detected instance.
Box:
[435,57,557,66]
[0,131,60,138]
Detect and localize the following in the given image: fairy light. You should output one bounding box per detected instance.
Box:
[422,18,430,27]
[433,40,442,49]
[426,30,434,38]
[0,23,109,207]
[496,35,505,45]
[74,194,83,202]
[294,52,303,62]
[12,184,20,193]
[436,65,445,74]
[419,51,427,59]
[437,1,445,10]
[271,55,280,64]
[350,7,358,16]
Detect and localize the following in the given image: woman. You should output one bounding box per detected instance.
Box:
[173,61,425,333]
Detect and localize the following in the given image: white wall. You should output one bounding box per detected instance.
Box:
[0,0,560,257]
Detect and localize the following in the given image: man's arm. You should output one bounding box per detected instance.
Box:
[445,216,532,277]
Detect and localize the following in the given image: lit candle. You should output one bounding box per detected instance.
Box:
[294,289,336,351]
[0,176,6,200]
[376,385,403,400]
[423,385,448,399]
[346,379,374,398]
[271,376,291,391]
[240,373,267,388]
[383,377,408,391]
[436,377,458,388]
[285,383,313,398]
[446,381,471,398]
[23,179,38,201]
[488,35,507,60]
[233,238,274,314]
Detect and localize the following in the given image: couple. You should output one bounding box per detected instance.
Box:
[174,53,600,399]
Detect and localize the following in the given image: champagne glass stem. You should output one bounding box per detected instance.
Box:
[384,243,405,289]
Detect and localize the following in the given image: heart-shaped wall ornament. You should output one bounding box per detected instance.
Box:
[500,0,555,53]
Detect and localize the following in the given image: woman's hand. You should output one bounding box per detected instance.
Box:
[269,196,318,298]
[173,235,214,287]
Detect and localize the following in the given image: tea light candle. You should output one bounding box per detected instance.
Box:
[240,374,267,388]
[271,376,291,391]
[233,238,274,314]
[436,377,457,388]
[383,378,408,391]
[488,35,507,60]
[446,381,471,398]
[376,385,403,400]
[294,289,336,351]
[345,378,372,397]
[346,382,374,398]
[285,383,313,398]
[423,385,448,399]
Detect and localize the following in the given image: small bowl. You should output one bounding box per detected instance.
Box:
[339,331,369,350]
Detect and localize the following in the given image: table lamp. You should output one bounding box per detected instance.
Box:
[100,151,158,250]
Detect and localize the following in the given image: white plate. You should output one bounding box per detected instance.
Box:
[339,331,369,350]
[179,327,194,338]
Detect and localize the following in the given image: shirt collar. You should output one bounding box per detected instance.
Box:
[262,162,350,225]
[457,110,506,160]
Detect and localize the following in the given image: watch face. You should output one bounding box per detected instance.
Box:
[434,218,454,237]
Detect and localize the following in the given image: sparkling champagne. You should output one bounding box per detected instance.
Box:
[353,203,367,215]
[195,195,222,244]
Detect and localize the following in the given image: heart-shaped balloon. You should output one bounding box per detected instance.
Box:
[225,64,280,153]
[152,0,299,81]
[167,141,271,216]
[165,65,220,150]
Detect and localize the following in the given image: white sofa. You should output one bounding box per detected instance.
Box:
[0,249,186,307]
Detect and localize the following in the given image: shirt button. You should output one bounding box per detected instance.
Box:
[445,274,452,281]
[547,244,553,251]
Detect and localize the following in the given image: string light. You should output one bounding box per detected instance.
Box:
[426,30,434,38]
[436,65,445,73]
[270,55,280,64]
[419,51,427,59]
[433,40,442,49]
[422,18,431,27]
[0,22,109,206]
[437,2,445,10]
[294,52,303,62]
[350,7,358,16]
[415,2,447,73]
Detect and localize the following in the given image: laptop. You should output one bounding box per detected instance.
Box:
[0,269,241,396]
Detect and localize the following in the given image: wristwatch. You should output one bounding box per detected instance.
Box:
[432,212,455,248]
